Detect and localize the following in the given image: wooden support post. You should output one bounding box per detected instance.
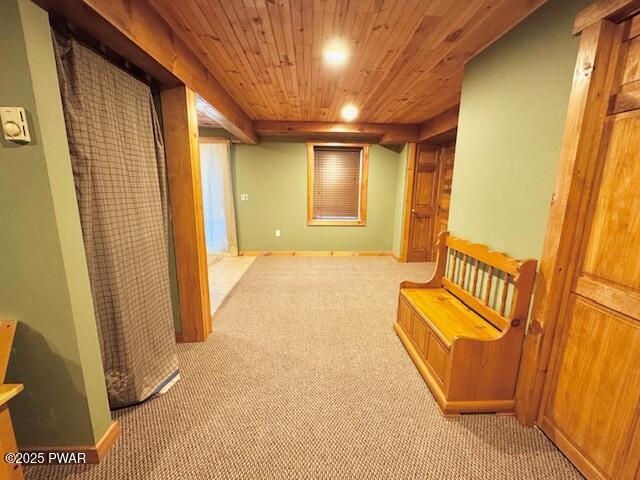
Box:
[514,19,622,426]
[161,86,211,342]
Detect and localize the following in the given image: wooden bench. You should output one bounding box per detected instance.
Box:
[0,320,24,480]
[394,232,536,415]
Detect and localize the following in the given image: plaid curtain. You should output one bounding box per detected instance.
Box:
[53,32,179,408]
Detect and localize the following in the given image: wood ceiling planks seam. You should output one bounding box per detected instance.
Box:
[35,0,547,141]
[147,0,546,126]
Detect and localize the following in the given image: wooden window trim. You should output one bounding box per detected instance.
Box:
[306,142,369,227]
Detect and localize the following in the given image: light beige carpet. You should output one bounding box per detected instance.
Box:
[27,257,581,480]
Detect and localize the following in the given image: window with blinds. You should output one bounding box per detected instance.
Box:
[307,144,369,226]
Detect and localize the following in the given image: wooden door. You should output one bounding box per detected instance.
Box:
[407,145,438,262]
[535,13,640,480]
[432,142,455,254]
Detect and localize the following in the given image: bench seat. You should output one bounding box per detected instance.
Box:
[394,232,537,415]
[400,288,500,346]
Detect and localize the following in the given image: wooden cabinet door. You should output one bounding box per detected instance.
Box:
[538,16,640,480]
[407,145,438,262]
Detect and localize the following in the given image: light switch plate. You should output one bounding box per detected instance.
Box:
[240,193,249,201]
[1,107,31,143]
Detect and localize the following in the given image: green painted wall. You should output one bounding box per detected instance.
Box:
[232,140,403,252]
[168,221,182,332]
[391,144,409,257]
[448,0,589,260]
[153,94,182,333]
[0,0,112,446]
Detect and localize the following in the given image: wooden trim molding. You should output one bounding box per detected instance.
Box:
[306,142,369,227]
[161,86,212,343]
[399,143,417,262]
[239,251,394,257]
[306,220,367,226]
[574,276,640,319]
[95,421,120,461]
[514,19,623,426]
[21,421,120,464]
[574,0,640,34]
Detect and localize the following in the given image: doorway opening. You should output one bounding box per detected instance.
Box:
[198,137,254,312]
[406,141,456,262]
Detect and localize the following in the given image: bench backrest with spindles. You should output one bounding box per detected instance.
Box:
[434,232,537,332]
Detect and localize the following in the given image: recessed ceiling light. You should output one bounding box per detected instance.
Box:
[324,45,348,66]
[341,104,359,122]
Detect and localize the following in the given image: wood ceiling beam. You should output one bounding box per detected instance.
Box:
[574,0,640,34]
[35,0,258,144]
[196,96,221,128]
[418,106,460,143]
[253,121,419,145]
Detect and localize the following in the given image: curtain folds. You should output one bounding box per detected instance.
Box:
[199,141,238,256]
[53,32,179,408]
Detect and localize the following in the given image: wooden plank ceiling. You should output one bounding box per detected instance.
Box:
[36,0,258,142]
[148,0,545,126]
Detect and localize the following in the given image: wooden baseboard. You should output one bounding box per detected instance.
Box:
[390,251,404,262]
[95,421,120,461]
[21,420,120,464]
[239,250,394,257]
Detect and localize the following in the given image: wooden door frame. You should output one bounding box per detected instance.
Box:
[403,144,440,263]
[431,142,455,260]
[514,0,636,426]
[400,142,455,263]
[399,143,417,262]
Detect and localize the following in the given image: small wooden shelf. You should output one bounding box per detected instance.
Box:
[0,385,23,407]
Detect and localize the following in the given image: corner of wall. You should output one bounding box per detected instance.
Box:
[391,143,409,258]
[1,0,111,447]
[447,0,585,260]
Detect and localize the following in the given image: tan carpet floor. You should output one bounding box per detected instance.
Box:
[27,257,581,479]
